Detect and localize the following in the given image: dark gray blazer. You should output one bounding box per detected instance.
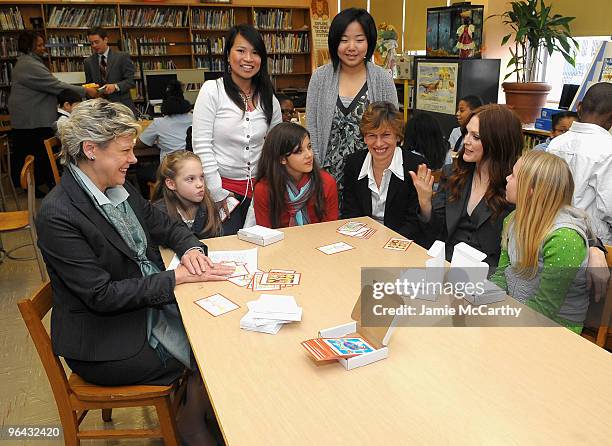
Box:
[36,171,206,362]
[84,49,136,111]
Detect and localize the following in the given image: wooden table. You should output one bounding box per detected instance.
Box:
[168,217,612,445]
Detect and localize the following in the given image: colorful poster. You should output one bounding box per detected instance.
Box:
[416,62,459,115]
[310,0,330,68]
[599,58,612,83]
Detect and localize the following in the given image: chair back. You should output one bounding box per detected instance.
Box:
[44,137,62,185]
[20,155,36,224]
[17,282,74,428]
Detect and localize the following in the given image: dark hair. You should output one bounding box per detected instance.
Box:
[57,89,82,106]
[151,150,221,237]
[161,80,192,115]
[402,112,449,170]
[17,31,42,54]
[223,25,274,125]
[256,122,326,228]
[328,8,376,71]
[446,104,523,220]
[87,27,108,39]
[552,110,578,129]
[459,95,483,110]
[276,93,292,104]
[579,82,612,117]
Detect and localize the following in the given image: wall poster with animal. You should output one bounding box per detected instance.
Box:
[415,61,458,115]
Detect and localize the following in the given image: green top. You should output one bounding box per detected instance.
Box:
[490,215,588,333]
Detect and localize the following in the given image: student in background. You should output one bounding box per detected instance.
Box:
[276,93,297,122]
[306,8,398,198]
[548,82,612,244]
[402,112,449,170]
[343,102,426,244]
[192,24,282,234]
[446,95,483,164]
[411,104,522,269]
[490,151,591,333]
[135,80,193,161]
[533,111,578,151]
[254,122,338,229]
[55,89,82,132]
[152,150,224,240]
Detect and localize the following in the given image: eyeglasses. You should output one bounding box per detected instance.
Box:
[281,108,295,115]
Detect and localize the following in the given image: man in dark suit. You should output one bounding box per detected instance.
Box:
[85,26,136,112]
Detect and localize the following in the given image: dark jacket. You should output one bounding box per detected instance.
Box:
[422,164,514,268]
[36,171,206,362]
[84,49,136,111]
[342,148,427,245]
[153,199,221,240]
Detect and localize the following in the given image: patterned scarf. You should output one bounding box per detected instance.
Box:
[68,165,192,369]
[287,176,313,226]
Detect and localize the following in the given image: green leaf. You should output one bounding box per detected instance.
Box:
[501,34,512,46]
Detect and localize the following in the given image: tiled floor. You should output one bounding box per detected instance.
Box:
[1,192,163,445]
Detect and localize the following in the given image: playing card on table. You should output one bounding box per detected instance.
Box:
[317,241,354,255]
[251,272,282,291]
[260,271,301,286]
[383,237,413,251]
[227,274,253,288]
[194,293,239,317]
[337,221,365,234]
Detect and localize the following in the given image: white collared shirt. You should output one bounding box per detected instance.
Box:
[71,163,129,208]
[548,121,612,243]
[358,147,404,224]
[192,78,282,202]
[98,47,110,63]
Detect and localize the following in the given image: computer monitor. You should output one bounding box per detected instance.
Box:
[558,84,579,110]
[204,71,223,81]
[145,73,178,102]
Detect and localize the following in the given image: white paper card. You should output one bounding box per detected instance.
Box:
[317,242,354,255]
[195,294,239,317]
[208,248,258,275]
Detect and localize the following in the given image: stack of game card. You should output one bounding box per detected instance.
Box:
[336,221,377,239]
[240,294,302,334]
[228,268,301,292]
[301,336,375,361]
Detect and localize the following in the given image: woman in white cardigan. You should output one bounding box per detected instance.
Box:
[192,24,281,233]
[306,8,398,205]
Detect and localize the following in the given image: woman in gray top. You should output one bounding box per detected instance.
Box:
[306,8,398,205]
[8,31,97,194]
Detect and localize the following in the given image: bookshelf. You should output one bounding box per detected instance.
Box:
[0,1,313,113]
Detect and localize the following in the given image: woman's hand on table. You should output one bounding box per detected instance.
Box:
[174,249,235,284]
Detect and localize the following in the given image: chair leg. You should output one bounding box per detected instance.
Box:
[155,397,179,446]
[101,408,112,422]
[29,226,47,282]
[61,411,81,446]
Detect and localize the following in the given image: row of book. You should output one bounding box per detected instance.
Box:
[253,9,293,30]
[263,33,309,54]
[195,57,225,72]
[124,35,168,56]
[0,60,13,85]
[523,132,548,151]
[121,8,188,28]
[0,89,9,113]
[47,7,118,28]
[0,7,24,31]
[47,35,92,58]
[191,9,234,30]
[135,60,177,71]
[0,36,19,58]
[268,56,294,74]
[50,59,83,72]
[193,36,225,55]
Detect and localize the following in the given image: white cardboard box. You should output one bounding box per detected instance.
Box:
[318,286,398,370]
[237,225,284,246]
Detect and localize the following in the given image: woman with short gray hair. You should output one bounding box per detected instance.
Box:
[37,98,232,444]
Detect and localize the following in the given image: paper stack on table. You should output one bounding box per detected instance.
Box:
[240,294,302,334]
[336,221,377,239]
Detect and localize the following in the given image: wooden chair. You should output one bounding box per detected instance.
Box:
[17,281,182,446]
[0,155,46,281]
[581,245,612,349]
[44,136,62,185]
[0,133,19,211]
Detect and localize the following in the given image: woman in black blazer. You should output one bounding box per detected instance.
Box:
[36,100,233,444]
[342,102,427,245]
[410,104,523,268]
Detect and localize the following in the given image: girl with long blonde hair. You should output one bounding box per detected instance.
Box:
[152,150,223,239]
[490,150,592,332]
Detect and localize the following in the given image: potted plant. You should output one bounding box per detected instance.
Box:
[491,0,578,123]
